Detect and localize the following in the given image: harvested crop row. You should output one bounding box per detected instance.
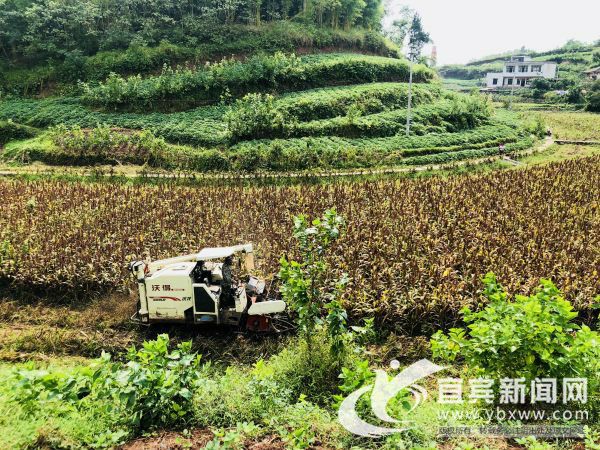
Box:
[1,157,598,332]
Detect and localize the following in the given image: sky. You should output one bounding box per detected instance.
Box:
[383,0,600,65]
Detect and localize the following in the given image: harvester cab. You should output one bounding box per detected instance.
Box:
[129,244,287,331]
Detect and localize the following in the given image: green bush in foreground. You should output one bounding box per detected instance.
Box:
[5,332,357,448]
[431,273,600,385]
[14,334,202,433]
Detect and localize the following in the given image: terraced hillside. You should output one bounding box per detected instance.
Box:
[0,52,532,172]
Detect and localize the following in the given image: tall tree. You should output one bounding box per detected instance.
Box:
[360,0,383,30]
[250,0,262,25]
[406,13,430,62]
[340,0,366,31]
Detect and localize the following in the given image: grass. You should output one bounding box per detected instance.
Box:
[520,143,600,165]
[537,111,600,140]
[441,77,482,91]
[507,102,581,112]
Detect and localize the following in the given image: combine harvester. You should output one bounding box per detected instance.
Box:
[129,244,291,332]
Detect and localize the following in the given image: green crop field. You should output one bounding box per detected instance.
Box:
[0,53,534,173]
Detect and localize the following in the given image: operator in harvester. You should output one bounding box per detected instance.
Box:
[221,255,234,308]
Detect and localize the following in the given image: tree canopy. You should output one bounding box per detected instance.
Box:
[0,0,385,63]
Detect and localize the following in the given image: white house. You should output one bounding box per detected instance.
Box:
[485,56,557,88]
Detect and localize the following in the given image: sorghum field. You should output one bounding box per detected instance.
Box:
[2,156,599,333]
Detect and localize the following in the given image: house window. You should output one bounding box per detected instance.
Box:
[531,65,542,72]
[519,65,528,73]
[506,66,515,73]
[506,78,513,85]
[492,78,498,85]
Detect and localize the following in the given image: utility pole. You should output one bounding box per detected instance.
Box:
[406,57,414,136]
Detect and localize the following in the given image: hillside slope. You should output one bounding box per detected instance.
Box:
[0,0,534,174]
[0,0,395,96]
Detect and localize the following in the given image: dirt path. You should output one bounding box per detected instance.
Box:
[0,295,291,363]
[118,430,288,450]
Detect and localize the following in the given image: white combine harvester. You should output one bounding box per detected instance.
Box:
[129,244,288,331]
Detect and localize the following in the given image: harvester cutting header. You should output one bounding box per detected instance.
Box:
[129,244,288,331]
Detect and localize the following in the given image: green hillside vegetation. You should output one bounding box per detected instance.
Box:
[1,67,533,172]
[0,0,535,174]
[0,0,393,96]
[79,53,434,111]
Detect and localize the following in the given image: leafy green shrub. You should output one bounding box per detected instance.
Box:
[61,42,197,83]
[49,124,167,166]
[447,93,494,131]
[279,209,349,356]
[13,334,202,434]
[431,273,600,384]
[0,120,38,145]
[585,80,600,113]
[225,93,287,142]
[106,335,202,430]
[523,114,548,138]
